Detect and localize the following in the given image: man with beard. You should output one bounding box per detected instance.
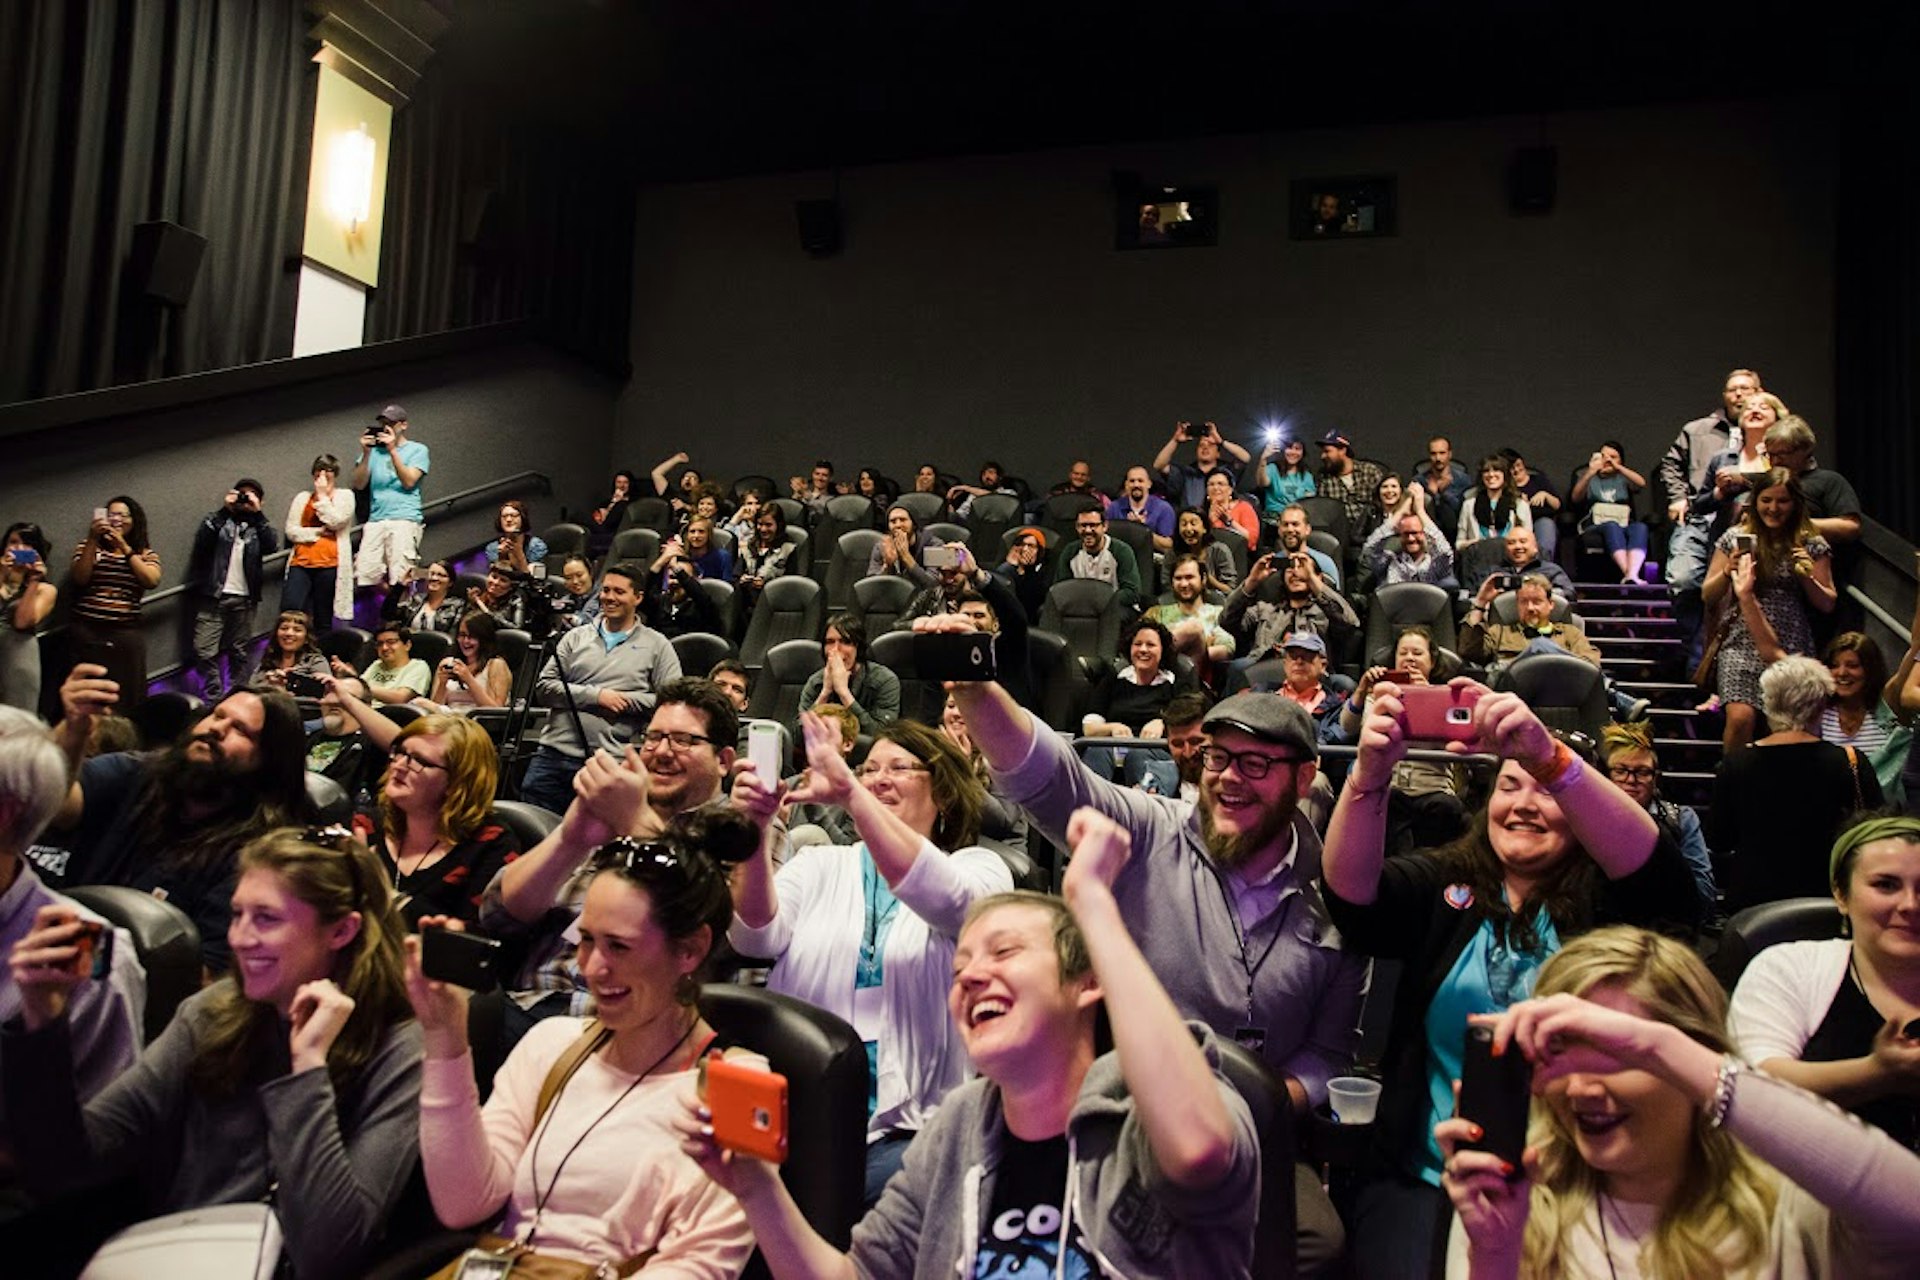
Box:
[1362,510,1457,589]
[43,665,309,971]
[945,646,1362,1274]
[1148,555,1236,685]
[1105,465,1174,552]
[478,677,736,1055]
[1276,503,1342,588]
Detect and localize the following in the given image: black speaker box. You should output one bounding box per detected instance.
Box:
[129,220,208,306]
[1508,147,1557,215]
[795,199,842,256]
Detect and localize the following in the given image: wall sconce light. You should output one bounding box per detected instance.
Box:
[326,122,376,229]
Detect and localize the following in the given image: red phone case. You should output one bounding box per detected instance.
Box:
[707,1055,789,1164]
[1400,683,1481,741]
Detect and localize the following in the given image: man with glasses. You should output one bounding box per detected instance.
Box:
[481,677,737,1056]
[944,653,1364,1273]
[515,562,680,815]
[1600,720,1719,920]
[1049,509,1143,611]
[336,623,432,706]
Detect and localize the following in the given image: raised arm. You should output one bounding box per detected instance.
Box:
[1063,808,1239,1189]
[652,452,689,497]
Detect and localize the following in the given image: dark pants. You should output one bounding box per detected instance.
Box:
[192,593,256,700]
[281,564,338,631]
[864,1131,915,1209]
[518,745,586,814]
[67,617,147,707]
[1342,1171,1451,1280]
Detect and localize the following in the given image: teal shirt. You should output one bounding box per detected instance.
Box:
[367,440,430,522]
[1417,914,1560,1184]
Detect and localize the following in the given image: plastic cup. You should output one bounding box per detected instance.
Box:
[1328,1076,1382,1125]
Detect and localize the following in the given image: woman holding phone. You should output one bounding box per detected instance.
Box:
[729,713,1014,1206]
[4,827,422,1278]
[68,495,161,706]
[253,609,331,688]
[1,521,58,710]
[1700,467,1835,751]
[1319,680,1698,1280]
[404,808,759,1275]
[1438,926,1920,1279]
[423,611,513,712]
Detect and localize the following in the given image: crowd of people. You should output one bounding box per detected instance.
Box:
[1,378,1918,1279]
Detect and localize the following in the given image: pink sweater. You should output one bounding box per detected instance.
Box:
[421,1017,754,1278]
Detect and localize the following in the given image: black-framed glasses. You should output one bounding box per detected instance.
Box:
[1198,746,1308,780]
[390,745,446,772]
[1607,764,1656,783]
[639,729,715,752]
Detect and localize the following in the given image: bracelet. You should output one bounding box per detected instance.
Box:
[1344,774,1390,802]
[1520,741,1576,790]
[1705,1054,1741,1129]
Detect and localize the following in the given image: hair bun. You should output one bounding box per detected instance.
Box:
[667,803,759,869]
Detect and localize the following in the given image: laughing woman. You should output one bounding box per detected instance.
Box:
[4,828,422,1278]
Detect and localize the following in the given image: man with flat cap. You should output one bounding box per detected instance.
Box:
[352,402,430,592]
[943,643,1364,1274]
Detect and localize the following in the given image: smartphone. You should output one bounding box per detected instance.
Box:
[75,920,114,980]
[1731,532,1757,557]
[286,671,327,698]
[1458,1023,1533,1173]
[69,637,120,674]
[747,719,782,782]
[923,545,960,571]
[93,507,109,522]
[915,631,997,682]
[419,926,504,992]
[9,547,35,565]
[1401,683,1482,742]
[1903,1017,1920,1041]
[1377,668,1415,684]
[1494,573,1520,592]
[704,1053,789,1164]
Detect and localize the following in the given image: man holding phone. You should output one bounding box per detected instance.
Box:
[185,478,278,699]
[351,403,429,591]
[680,808,1261,1278]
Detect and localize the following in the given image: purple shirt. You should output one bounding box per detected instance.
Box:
[1105,494,1175,538]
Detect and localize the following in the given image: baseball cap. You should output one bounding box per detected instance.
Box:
[375,403,408,424]
[1317,429,1353,450]
[1201,693,1319,759]
[1280,630,1327,655]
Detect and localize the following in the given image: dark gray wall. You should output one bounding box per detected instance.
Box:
[0,342,618,675]
[617,99,1835,492]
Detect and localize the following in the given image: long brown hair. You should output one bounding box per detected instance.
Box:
[1734,467,1815,582]
[191,829,411,1096]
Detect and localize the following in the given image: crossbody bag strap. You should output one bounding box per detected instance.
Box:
[1845,745,1863,810]
[535,1019,613,1126]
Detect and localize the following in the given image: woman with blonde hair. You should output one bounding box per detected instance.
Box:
[5,827,422,1277]
[1438,925,1920,1279]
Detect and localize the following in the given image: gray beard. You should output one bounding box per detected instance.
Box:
[1199,788,1296,870]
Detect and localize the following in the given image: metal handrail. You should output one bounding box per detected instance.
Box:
[1846,584,1913,649]
[133,470,553,609]
[1070,735,1499,767]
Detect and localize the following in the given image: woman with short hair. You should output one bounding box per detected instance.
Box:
[485,499,547,574]
[1081,615,1193,739]
[1438,925,1920,1279]
[797,613,900,736]
[283,454,355,629]
[1820,631,1912,807]
[1707,655,1883,913]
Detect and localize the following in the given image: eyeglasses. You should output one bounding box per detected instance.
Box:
[1198,746,1307,780]
[390,745,447,772]
[857,761,930,782]
[639,729,715,752]
[1607,765,1656,783]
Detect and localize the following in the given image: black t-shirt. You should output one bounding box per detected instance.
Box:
[974,1132,1100,1278]
[1803,970,1920,1152]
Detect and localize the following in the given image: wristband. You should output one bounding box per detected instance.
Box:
[1520,740,1576,791]
[1344,774,1390,802]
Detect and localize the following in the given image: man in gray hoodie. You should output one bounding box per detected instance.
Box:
[680,806,1258,1278]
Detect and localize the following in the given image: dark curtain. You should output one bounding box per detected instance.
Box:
[364,51,634,375]
[1834,84,1920,545]
[0,0,309,405]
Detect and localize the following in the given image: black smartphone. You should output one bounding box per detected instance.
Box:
[915,631,996,682]
[420,927,504,992]
[69,637,119,674]
[1457,1023,1533,1173]
[1903,1017,1920,1041]
[286,671,327,698]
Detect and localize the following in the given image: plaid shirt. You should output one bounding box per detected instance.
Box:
[479,861,597,1015]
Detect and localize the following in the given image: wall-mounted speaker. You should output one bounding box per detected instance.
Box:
[795,199,842,257]
[1508,147,1557,215]
[128,220,208,306]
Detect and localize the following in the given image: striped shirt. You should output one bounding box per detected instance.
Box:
[69,550,146,625]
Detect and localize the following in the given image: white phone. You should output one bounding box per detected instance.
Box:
[747,720,782,782]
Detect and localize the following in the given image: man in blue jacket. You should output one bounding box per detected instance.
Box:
[187,478,278,698]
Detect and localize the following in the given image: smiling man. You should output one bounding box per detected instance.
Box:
[680,808,1260,1279]
[942,645,1364,1273]
[43,666,309,970]
[481,677,738,1054]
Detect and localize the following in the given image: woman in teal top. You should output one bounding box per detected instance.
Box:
[1255,436,1318,518]
[1315,680,1700,1280]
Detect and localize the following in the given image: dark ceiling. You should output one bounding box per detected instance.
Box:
[438,1,1894,181]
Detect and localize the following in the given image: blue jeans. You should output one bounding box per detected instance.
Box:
[280,564,338,630]
[1666,516,1715,667]
[1531,513,1558,562]
[1600,521,1649,554]
[518,746,586,814]
[864,1132,914,1208]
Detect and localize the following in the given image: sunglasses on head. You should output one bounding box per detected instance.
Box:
[589,836,708,894]
[303,823,370,909]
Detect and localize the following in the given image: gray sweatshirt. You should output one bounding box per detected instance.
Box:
[850,1022,1260,1279]
[534,619,682,757]
[2,982,423,1280]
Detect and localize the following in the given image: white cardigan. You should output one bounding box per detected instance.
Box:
[1728,938,1854,1067]
[728,840,1013,1140]
[284,488,357,621]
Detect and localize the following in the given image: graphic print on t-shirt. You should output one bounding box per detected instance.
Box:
[973,1133,1099,1278]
